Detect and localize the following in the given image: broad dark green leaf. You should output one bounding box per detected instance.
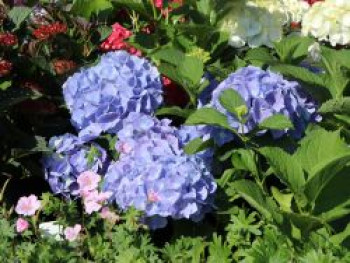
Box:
[273,36,314,63]
[319,97,350,115]
[259,147,305,193]
[258,114,293,131]
[185,107,232,131]
[71,0,113,19]
[294,129,349,174]
[152,47,185,66]
[304,153,350,205]
[270,64,331,102]
[184,137,213,155]
[8,6,32,29]
[178,56,204,86]
[230,179,276,219]
[219,89,246,116]
[231,149,258,176]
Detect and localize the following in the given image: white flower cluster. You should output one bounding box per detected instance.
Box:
[222,0,309,48]
[302,0,350,46]
[280,0,309,23]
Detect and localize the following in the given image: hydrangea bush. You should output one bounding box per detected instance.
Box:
[2,0,350,261]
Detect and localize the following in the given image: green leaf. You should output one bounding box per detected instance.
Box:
[155,106,193,118]
[98,26,113,41]
[219,89,246,117]
[184,137,213,155]
[258,114,294,131]
[112,0,153,19]
[152,47,185,66]
[330,223,350,245]
[231,149,258,176]
[294,129,349,174]
[314,167,350,217]
[304,153,350,205]
[0,81,12,91]
[178,56,204,86]
[244,47,275,67]
[270,64,331,102]
[71,0,113,19]
[8,6,32,29]
[259,147,305,193]
[319,97,350,115]
[273,36,314,63]
[271,187,293,212]
[230,180,276,219]
[185,107,233,131]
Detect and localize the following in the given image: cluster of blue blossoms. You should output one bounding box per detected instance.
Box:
[42,134,108,198]
[103,113,216,229]
[209,66,320,142]
[63,51,163,141]
[43,51,319,229]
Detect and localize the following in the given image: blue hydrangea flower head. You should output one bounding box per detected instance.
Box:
[63,51,163,141]
[103,113,217,229]
[210,66,320,140]
[42,133,109,198]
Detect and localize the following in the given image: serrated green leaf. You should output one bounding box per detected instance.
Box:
[274,36,314,63]
[185,107,233,131]
[152,47,185,66]
[231,149,258,176]
[319,97,350,115]
[270,64,331,102]
[271,187,293,212]
[294,129,349,174]
[259,147,305,193]
[258,114,294,131]
[219,89,246,117]
[8,6,32,29]
[245,47,276,66]
[304,153,350,205]
[184,137,213,155]
[71,0,113,19]
[230,179,276,219]
[178,56,204,86]
[98,26,113,41]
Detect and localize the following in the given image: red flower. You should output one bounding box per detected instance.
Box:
[0,33,18,46]
[0,60,12,77]
[162,76,189,107]
[304,0,323,5]
[33,22,67,40]
[100,23,141,56]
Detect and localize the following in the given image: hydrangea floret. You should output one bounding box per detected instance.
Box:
[63,51,163,141]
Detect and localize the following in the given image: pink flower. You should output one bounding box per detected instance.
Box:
[15,195,41,216]
[100,207,120,223]
[16,218,29,233]
[64,224,81,242]
[83,190,112,214]
[77,171,101,192]
[100,23,142,56]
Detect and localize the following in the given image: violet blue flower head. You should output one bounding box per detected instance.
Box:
[210,66,320,140]
[42,133,108,198]
[63,51,163,141]
[103,113,217,229]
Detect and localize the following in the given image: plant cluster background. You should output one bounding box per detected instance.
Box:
[0,0,350,262]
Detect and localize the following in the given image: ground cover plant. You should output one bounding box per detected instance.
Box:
[1,0,350,262]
